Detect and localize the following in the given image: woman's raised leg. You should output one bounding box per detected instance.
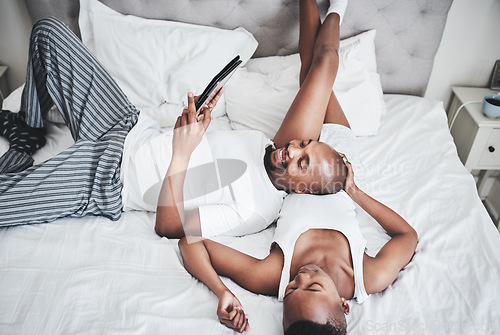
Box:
[296,1,349,128]
[273,2,343,148]
[298,0,321,86]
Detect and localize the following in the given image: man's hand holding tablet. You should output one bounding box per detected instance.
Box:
[194,55,242,112]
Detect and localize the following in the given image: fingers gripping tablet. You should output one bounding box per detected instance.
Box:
[195,55,242,111]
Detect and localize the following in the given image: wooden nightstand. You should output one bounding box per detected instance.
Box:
[0,66,9,107]
[448,86,500,171]
[448,86,500,226]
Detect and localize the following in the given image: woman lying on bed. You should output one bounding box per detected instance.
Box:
[179,159,417,334]
[178,0,418,334]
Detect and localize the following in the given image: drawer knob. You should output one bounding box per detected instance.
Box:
[489,146,495,153]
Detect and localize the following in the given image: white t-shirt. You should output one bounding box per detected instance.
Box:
[120,113,286,237]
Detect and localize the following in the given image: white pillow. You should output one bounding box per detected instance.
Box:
[225,30,385,138]
[1,85,64,124]
[1,84,23,113]
[78,0,258,125]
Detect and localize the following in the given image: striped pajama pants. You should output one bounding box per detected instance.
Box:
[0,17,139,227]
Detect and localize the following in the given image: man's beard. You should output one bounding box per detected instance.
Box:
[264,145,282,173]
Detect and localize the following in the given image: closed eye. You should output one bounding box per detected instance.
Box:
[307,283,322,291]
[284,288,296,300]
[284,283,322,299]
[300,139,313,148]
[298,155,310,170]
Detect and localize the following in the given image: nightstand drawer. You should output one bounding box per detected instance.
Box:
[479,128,500,166]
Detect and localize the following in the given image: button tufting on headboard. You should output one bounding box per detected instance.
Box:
[23,0,453,96]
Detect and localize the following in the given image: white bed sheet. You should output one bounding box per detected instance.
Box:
[1,93,499,334]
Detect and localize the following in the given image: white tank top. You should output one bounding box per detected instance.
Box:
[272,191,369,303]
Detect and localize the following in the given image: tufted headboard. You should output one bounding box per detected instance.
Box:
[23,0,453,96]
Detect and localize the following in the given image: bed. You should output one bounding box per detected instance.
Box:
[1,0,499,334]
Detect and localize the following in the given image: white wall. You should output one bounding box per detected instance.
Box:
[425,0,500,222]
[426,0,500,105]
[0,0,31,94]
[1,0,499,103]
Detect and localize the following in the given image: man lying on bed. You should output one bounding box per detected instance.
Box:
[178,1,418,334]
[152,0,353,238]
[0,5,342,236]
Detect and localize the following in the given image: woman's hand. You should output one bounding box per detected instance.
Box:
[338,152,359,197]
[217,290,250,333]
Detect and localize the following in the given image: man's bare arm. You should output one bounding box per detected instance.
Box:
[155,90,222,238]
[155,155,193,238]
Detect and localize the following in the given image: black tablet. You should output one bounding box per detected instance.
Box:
[195,55,242,111]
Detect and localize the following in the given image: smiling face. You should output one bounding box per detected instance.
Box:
[282,264,349,331]
[265,139,346,194]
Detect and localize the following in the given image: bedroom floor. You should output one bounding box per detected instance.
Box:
[483,199,500,232]
[483,200,498,223]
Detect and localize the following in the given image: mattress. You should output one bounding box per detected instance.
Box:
[1,88,499,334]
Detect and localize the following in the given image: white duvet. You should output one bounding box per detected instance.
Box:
[0,93,499,335]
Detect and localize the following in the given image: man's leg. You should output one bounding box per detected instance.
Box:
[0,110,45,173]
[0,138,126,227]
[0,17,138,172]
[21,17,137,140]
[0,18,138,227]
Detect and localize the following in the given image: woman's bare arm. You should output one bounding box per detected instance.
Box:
[340,153,418,294]
[179,237,282,296]
[178,237,282,332]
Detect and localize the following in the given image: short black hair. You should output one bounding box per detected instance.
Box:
[284,320,346,335]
